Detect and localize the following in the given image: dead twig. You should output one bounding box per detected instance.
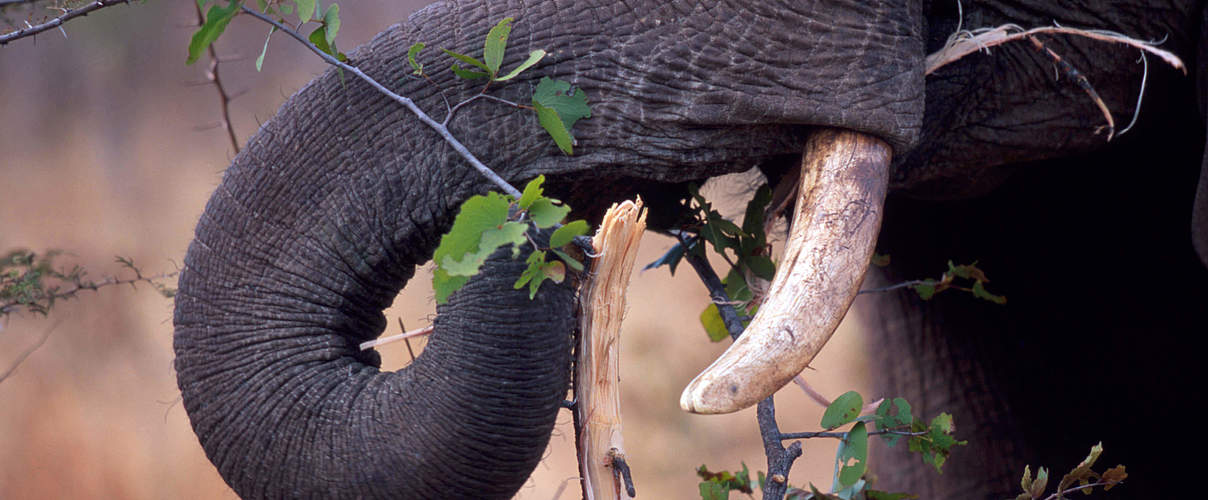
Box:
[358,324,433,351]
[926,25,1184,76]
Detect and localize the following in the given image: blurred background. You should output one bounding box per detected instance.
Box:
[0,1,871,498]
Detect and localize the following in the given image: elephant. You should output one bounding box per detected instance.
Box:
[172,0,1208,498]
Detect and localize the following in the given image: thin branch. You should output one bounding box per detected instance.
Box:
[779,428,927,441]
[682,237,746,337]
[1,270,177,316]
[193,1,240,155]
[0,0,130,45]
[1045,481,1121,499]
[758,398,803,500]
[683,241,801,500]
[0,320,59,384]
[240,5,522,198]
[858,279,926,295]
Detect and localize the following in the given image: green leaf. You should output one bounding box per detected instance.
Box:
[187,0,240,65]
[913,279,937,300]
[746,255,776,281]
[871,253,891,267]
[947,260,988,281]
[307,25,346,62]
[255,26,275,72]
[907,412,966,473]
[440,221,527,276]
[550,248,584,272]
[496,49,545,81]
[698,481,727,500]
[874,397,913,447]
[443,48,490,79]
[407,42,426,75]
[432,192,511,304]
[534,101,573,154]
[527,198,570,229]
[432,268,468,306]
[821,391,864,429]
[550,220,589,248]
[644,239,691,275]
[533,77,591,155]
[1056,443,1103,493]
[700,303,730,342]
[514,250,545,294]
[1029,466,1050,498]
[710,217,742,238]
[972,280,1007,304]
[515,251,564,299]
[835,422,868,489]
[295,0,315,23]
[483,17,513,76]
[518,175,545,209]
[742,184,773,236]
[450,64,490,79]
[322,4,340,45]
[721,268,752,303]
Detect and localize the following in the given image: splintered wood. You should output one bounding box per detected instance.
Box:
[575,199,646,500]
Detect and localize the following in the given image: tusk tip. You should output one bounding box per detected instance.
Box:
[678,376,748,415]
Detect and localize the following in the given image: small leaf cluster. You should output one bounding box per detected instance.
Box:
[431,175,588,304]
[911,260,1006,304]
[819,392,962,499]
[697,463,755,499]
[1,250,78,316]
[189,0,346,70]
[1013,443,1126,500]
[406,18,591,155]
[645,184,776,342]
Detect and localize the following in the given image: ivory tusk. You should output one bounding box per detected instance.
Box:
[680,128,891,414]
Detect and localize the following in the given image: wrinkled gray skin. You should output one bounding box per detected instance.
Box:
[174,0,1208,498]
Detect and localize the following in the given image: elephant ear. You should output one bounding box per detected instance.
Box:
[1195,6,1208,268]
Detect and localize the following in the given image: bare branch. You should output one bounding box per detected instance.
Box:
[0,0,130,46]
[239,5,522,198]
[193,0,240,155]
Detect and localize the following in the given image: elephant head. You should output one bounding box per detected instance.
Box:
[174,0,1208,498]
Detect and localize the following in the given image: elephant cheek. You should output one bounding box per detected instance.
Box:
[680,128,891,414]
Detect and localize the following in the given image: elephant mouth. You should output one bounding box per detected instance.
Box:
[680,128,891,414]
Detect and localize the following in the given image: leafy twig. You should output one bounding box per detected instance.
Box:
[0,0,130,45]
[239,5,522,198]
[1,253,177,317]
